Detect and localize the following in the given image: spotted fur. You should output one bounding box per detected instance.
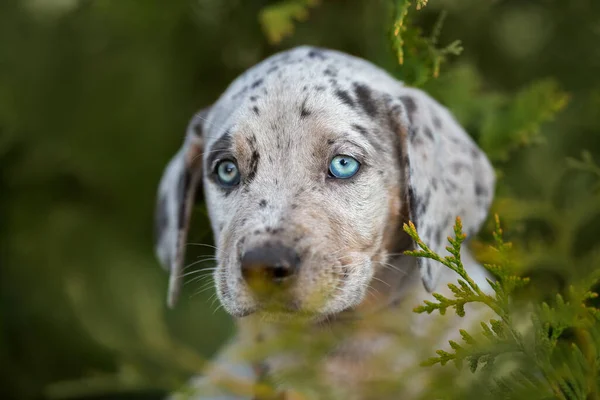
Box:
[154,46,495,398]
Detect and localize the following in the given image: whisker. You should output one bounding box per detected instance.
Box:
[185,273,215,286]
[182,258,218,272]
[186,243,219,250]
[212,304,225,315]
[375,261,408,277]
[195,283,217,295]
[371,276,391,287]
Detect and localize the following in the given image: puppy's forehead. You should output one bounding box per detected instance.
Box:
[203,46,401,150]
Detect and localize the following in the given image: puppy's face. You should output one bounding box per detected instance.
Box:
[203,84,402,318]
[155,47,495,316]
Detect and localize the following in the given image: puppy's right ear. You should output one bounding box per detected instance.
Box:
[388,90,495,293]
[154,107,211,308]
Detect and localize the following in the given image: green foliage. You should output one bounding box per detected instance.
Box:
[259,0,321,44]
[391,1,463,86]
[2,0,600,399]
[405,216,600,399]
[567,151,600,193]
[424,67,570,163]
[479,80,570,162]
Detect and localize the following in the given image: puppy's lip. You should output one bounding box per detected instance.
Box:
[255,309,320,324]
[229,305,258,318]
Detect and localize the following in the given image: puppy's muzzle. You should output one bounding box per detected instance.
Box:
[241,244,300,299]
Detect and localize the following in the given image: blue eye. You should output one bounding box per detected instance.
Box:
[216,160,240,187]
[329,155,360,179]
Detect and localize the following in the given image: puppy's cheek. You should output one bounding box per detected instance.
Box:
[328,255,374,312]
[298,274,340,312]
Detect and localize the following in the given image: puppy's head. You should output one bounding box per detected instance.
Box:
[154,47,495,319]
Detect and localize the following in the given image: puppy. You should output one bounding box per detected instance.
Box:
[155,46,495,399]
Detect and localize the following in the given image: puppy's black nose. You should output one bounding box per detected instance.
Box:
[241,245,299,290]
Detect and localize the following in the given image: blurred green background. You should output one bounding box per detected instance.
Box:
[1,0,599,399]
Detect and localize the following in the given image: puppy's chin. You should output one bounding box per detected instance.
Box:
[226,297,361,325]
[225,305,257,318]
[230,300,321,322]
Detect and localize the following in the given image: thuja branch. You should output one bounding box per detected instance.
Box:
[403,217,501,316]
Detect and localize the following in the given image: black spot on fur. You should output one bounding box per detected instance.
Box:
[335,89,355,108]
[267,66,278,74]
[308,49,326,60]
[417,189,431,217]
[177,170,191,229]
[251,79,263,89]
[324,67,337,77]
[327,139,335,145]
[423,126,434,140]
[291,203,298,209]
[433,115,442,129]
[252,106,260,115]
[408,126,418,140]
[246,150,260,184]
[353,83,378,117]
[434,228,443,246]
[399,96,417,123]
[250,96,258,102]
[449,136,463,145]
[193,122,203,137]
[300,98,311,118]
[352,124,368,136]
[315,85,326,91]
[259,199,267,208]
[475,183,488,197]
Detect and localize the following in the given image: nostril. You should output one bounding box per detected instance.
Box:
[240,244,299,287]
[272,264,292,280]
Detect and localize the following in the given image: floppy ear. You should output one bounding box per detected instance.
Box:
[154,107,211,308]
[390,89,495,291]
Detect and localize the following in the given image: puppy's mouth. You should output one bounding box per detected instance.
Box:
[221,263,370,321]
[215,242,375,320]
[242,272,325,316]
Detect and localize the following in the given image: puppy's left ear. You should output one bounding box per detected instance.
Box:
[390,89,495,291]
[154,107,211,308]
